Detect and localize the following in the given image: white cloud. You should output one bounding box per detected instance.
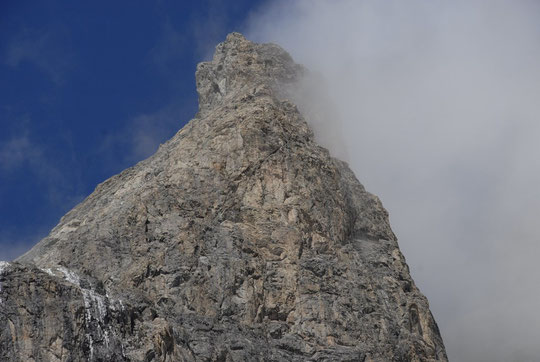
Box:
[0,132,83,211]
[96,102,190,172]
[129,109,180,161]
[0,135,39,170]
[149,21,188,72]
[4,28,71,84]
[246,1,540,360]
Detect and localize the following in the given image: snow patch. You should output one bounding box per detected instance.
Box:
[0,261,9,274]
[48,265,125,360]
[0,261,10,304]
[58,266,81,286]
[41,268,55,277]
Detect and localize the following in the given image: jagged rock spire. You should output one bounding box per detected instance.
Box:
[196,33,303,114]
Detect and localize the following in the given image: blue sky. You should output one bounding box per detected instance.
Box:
[0,0,266,260]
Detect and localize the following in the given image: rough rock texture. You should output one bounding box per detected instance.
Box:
[1,33,447,361]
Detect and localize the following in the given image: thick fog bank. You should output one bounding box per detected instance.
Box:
[246,1,540,360]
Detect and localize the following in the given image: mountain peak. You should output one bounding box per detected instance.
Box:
[2,33,447,361]
[196,32,303,114]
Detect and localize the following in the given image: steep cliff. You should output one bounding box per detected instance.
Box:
[1,33,447,361]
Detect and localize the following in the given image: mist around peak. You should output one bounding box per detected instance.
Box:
[246,1,540,361]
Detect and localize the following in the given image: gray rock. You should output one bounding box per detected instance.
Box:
[1,33,447,361]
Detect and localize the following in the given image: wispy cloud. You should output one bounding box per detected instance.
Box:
[97,101,192,174]
[150,1,235,70]
[191,0,231,60]
[149,21,188,73]
[0,128,86,260]
[128,106,182,161]
[0,135,40,170]
[0,130,84,209]
[4,28,72,84]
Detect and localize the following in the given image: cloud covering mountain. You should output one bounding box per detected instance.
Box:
[246,1,540,360]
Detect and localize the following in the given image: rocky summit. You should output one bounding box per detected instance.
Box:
[0,33,447,361]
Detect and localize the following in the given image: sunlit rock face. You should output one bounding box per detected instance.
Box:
[1,33,446,361]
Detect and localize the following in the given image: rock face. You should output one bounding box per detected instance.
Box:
[0,33,447,361]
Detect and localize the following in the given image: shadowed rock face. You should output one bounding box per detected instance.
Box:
[1,33,447,361]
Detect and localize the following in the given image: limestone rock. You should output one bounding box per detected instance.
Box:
[1,33,447,361]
